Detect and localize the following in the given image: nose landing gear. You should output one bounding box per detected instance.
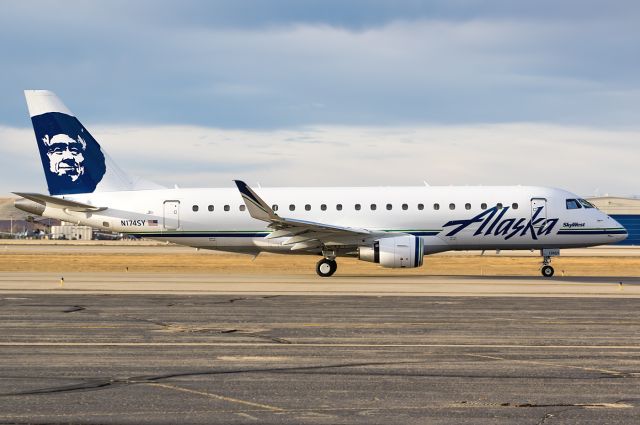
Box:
[539,249,559,277]
[541,256,554,277]
[316,258,337,277]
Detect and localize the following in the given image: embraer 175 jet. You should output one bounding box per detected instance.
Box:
[14,91,628,277]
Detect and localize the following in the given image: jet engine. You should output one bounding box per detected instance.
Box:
[358,235,424,268]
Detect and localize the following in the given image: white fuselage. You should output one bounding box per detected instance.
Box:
[39,185,627,255]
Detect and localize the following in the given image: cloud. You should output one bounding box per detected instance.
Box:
[0,2,638,198]
[0,3,639,128]
[1,122,638,197]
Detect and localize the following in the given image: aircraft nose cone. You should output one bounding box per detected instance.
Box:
[609,216,628,242]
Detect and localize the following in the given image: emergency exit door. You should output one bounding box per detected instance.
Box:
[163,200,180,230]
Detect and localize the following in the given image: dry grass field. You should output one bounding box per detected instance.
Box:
[0,242,639,276]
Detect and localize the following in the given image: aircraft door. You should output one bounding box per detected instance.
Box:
[163,200,180,230]
[530,198,547,233]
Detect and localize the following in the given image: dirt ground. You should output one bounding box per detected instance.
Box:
[1,248,639,276]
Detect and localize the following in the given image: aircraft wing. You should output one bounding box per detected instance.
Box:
[13,192,106,212]
[234,180,377,250]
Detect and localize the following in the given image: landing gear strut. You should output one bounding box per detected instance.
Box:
[316,258,337,277]
[541,256,554,277]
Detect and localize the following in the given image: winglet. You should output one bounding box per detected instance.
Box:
[233,180,278,222]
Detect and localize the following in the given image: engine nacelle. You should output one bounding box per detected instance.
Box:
[358,235,424,268]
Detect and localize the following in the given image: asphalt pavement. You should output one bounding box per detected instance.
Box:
[1,293,638,424]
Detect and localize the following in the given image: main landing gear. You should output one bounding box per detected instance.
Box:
[316,258,337,277]
[541,256,554,277]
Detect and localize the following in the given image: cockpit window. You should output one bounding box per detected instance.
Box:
[566,199,582,210]
[578,199,595,209]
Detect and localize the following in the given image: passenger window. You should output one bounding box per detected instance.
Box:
[272,204,279,212]
[336,204,343,211]
[355,204,361,211]
[386,204,392,211]
[224,205,230,212]
[289,204,296,211]
[512,203,518,210]
[402,204,408,210]
[465,203,471,210]
[305,204,311,211]
[434,203,440,210]
[566,199,581,210]
[497,203,503,209]
[240,205,246,211]
[208,205,214,212]
[320,204,327,211]
[192,205,199,212]
[371,204,377,211]
[418,203,424,210]
[449,203,455,210]
[481,203,487,210]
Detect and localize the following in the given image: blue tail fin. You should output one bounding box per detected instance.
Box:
[24,90,153,196]
[25,90,108,195]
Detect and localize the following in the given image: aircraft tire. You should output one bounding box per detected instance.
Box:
[541,265,554,277]
[316,259,337,277]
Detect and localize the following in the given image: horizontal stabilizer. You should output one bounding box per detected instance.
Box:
[13,192,106,212]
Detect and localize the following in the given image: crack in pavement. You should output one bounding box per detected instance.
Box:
[0,360,428,398]
[63,295,290,341]
[455,400,633,409]
[535,406,584,425]
[6,359,634,400]
[12,304,86,313]
[63,305,86,313]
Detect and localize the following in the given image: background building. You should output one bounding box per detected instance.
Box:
[50,223,93,241]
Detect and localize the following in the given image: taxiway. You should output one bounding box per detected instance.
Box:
[1,289,639,424]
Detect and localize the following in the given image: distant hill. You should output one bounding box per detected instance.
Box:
[0,198,30,220]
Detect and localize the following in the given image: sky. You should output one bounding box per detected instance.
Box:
[1,0,639,196]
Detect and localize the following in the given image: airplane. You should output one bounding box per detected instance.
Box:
[13,90,628,277]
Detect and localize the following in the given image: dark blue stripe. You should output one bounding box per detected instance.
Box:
[133,231,440,238]
[130,232,270,238]
[557,230,627,235]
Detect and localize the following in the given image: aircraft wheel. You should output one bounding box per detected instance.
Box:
[541,265,554,277]
[316,258,337,277]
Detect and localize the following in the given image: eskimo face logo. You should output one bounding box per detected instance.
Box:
[32,112,107,195]
[42,133,86,181]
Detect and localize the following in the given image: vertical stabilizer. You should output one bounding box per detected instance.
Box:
[25,90,147,195]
